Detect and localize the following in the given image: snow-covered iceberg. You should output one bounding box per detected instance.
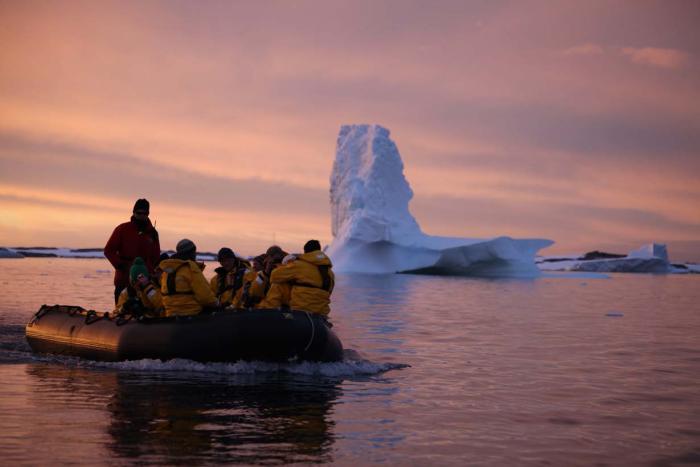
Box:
[538,243,674,273]
[570,243,671,273]
[325,124,553,276]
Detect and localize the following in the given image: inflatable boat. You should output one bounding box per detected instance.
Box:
[25,305,343,363]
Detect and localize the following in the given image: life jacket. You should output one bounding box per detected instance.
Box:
[142,282,160,301]
[163,262,192,295]
[241,270,268,308]
[121,285,146,316]
[241,278,253,308]
[215,266,246,297]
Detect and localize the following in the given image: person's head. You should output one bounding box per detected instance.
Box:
[265,245,287,261]
[263,245,287,273]
[252,254,266,271]
[303,239,321,253]
[132,198,150,221]
[217,247,237,270]
[265,245,287,262]
[175,238,196,261]
[129,257,149,285]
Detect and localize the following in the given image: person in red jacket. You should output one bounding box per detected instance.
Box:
[104,198,161,303]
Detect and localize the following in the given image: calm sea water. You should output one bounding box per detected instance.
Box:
[1,258,699,465]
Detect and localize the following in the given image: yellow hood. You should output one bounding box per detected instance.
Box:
[298,251,332,267]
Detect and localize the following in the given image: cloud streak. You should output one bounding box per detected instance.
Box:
[621,47,689,69]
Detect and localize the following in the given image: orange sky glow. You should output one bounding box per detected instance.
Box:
[1,1,699,260]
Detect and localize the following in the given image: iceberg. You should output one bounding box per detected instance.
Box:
[0,247,23,258]
[570,243,671,273]
[325,124,553,276]
[628,243,668,262]
[538,243,673,273]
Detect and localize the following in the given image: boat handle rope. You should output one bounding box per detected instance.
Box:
[84,310,103,325]
[115,314,134,326]
[29,305,52,325]
[303,311,315,353]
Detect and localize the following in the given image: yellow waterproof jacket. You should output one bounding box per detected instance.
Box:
[160,258,218,317]
[257,281,292,309]
[114,283,163,316]
[209,261,250,306]
[268,250,334,315]
[230,268,260,308]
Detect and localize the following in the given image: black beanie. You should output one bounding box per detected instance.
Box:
[217,247,236,261]
[133,198,150,213]
[303,239,321,253]
[176,239,196,255]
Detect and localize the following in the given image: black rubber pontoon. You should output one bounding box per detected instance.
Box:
[25,305,343,363]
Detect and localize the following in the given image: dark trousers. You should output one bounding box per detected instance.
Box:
[114,285,126,304]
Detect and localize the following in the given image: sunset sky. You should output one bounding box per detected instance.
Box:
[1,1,699,260]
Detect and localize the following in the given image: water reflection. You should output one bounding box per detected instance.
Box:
[334,274,420,359]
[26,364,341,464]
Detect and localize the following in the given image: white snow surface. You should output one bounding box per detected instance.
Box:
[570,257,670,273]
[326,124,553,276]
[628,243,669,261]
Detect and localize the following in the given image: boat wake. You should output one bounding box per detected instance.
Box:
[79,351,409,377]
[20,346,409,377]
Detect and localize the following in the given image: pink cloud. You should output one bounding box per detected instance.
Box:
[621,47,689,69]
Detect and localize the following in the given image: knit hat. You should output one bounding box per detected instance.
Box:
[133,198,150,213]
[176,238,196,255]
[253,254,266,267]
[129,257,149,283]
[303,239,321,253]
[217,247,236,261]
[265,245,286,259]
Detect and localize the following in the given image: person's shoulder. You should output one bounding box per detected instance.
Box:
[188,260,207,273]
[113,221,132,232]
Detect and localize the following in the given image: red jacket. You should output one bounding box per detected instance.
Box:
[104,217,161,287]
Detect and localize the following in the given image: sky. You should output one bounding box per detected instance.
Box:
[1,0,699,261]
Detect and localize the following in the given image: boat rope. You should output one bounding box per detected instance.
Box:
[303,311,315,353]
[84,310,108,325]
[29,305,52,325]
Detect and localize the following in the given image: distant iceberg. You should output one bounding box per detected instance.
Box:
[538,243,675,273]
[0,247,23,258]
[325,124,553,276]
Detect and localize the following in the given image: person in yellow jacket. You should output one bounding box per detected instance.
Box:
[254,247,292,309]
[160,239,218,317]
[231,254,264,308]
[263,240,334,316]
[209,247,250,307]
[114,257,163,316]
